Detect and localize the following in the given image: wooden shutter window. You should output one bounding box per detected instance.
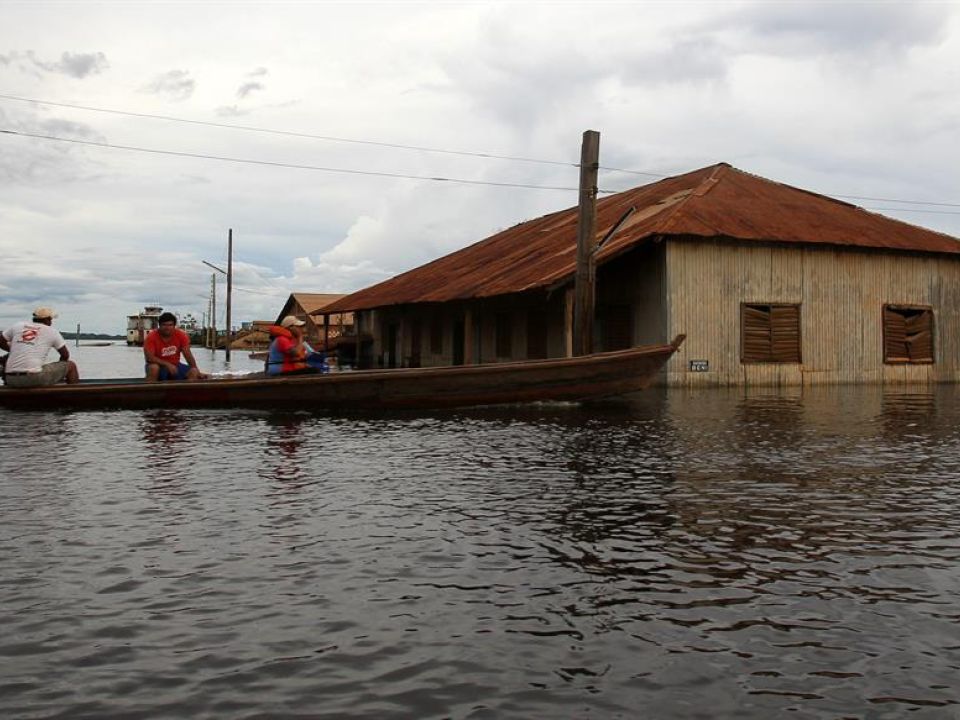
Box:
[741,303,801,363]
[884,305,934,364]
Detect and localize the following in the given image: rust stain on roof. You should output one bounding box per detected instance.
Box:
[322,163,960,313]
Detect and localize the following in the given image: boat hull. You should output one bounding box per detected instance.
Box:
[0,337,683,411]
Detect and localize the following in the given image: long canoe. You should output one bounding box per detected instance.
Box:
[0,335,684,411]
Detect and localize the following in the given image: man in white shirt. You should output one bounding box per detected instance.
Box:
[0,307,80,387]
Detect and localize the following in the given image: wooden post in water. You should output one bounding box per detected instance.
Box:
[211,273,217,351]
[225,228,233,362]
[572,130,600,357]
[76,323,80,347]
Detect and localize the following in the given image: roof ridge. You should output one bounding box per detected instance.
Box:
[651,163,730,235]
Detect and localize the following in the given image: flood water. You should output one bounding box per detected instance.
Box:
[2,345,959,718]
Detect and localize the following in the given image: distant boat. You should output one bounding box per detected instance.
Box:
[0,337,684,411]
[126,306,163,346]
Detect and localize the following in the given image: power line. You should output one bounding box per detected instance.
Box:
[0,128,589,192]
[864,206,960,216]
[3,125,959,214]
[0,92,660,177]
[7,94,960,205]
[828,193,960,209]
[232,286,285,296]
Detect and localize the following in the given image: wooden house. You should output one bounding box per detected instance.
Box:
[319,164,960,385]
[275,293,353,349]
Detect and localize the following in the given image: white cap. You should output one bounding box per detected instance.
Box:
[280,315,306,328]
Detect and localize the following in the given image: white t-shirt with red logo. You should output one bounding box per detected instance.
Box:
[2,322,67,373]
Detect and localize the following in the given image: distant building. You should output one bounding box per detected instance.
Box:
[319,163,960,385]
[126,306,163,346]
[179,313,199,333]
[275,293,354,350]
[230,321,274,351]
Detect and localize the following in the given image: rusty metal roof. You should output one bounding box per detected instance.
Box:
[320,163,960,313]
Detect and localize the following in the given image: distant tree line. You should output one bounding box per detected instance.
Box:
[62,332,125,341]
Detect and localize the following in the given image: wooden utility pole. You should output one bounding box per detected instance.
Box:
[572,130,600,356]
[211,273,217,351]
[226,228,233,361]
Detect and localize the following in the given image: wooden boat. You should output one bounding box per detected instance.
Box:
[0,336,683,411]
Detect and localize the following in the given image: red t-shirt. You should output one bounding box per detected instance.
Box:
[144,328,191,366]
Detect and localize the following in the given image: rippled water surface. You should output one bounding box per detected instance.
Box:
[2,352,960,719]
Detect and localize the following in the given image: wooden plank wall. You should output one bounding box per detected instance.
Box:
[665,239,960,386]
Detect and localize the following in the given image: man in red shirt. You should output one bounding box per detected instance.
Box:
[144,312,207,382]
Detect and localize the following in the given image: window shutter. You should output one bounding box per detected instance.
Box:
[742,305,772,362]
[771,306,801,362]
[884,306,934,364]
[883,307,909,361]
[742,304,800,363]
[906,309,933,362]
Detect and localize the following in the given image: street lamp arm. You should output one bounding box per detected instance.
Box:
[202,260,227,275]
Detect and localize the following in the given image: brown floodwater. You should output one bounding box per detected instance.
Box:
[1,346,959,718]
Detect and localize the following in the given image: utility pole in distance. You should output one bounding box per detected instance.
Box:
[202,229,234,360]
[573,130,600,356]
[209,272,217,350]
[226,229,233,362]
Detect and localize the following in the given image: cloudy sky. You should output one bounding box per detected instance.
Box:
[1,1,959,334]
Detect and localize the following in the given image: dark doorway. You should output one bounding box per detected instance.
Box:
[452,320,465,366]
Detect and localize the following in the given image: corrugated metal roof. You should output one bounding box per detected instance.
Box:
[288,293,346,314]
[321,163,960,313]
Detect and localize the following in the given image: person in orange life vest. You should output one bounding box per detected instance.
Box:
[1,307,80,387]
[266,316,320,376]
[143,312,208,382]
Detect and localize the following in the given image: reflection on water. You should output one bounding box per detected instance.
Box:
[1,386,960,718]
[259,413,309,487]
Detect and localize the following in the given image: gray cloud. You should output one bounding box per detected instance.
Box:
[52,51,109,77]
[617,36,729,86]
[0,108,105,185]
[142,69,195,101]
[237,81,264,99]
[37,117,103,140]
[215,105,249,117]
[248,67,268,77]
[725,3,950,56]
[16,50,110,77]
